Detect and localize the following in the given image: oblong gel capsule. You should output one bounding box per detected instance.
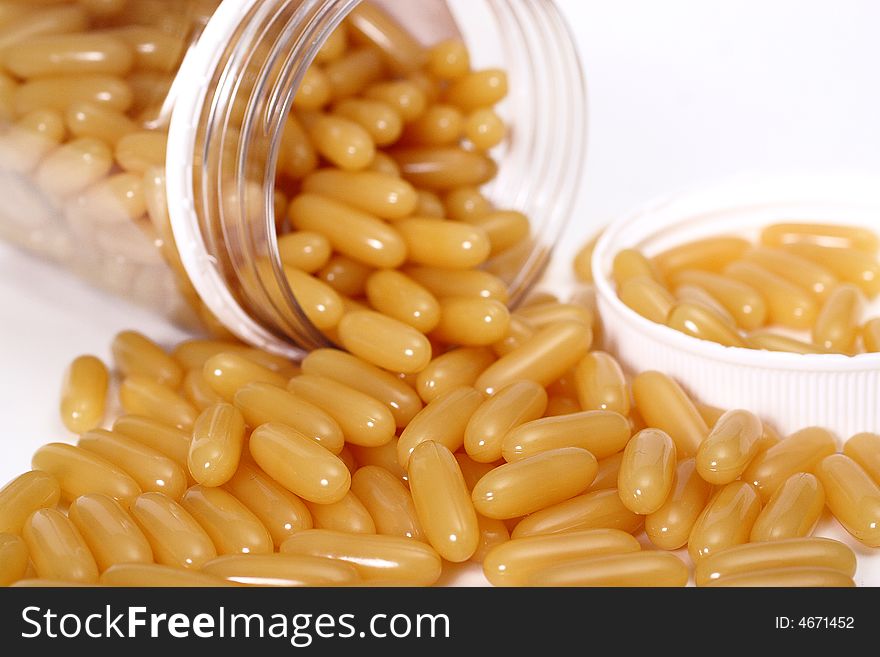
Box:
[589,453,625,492]
[180,486,273,556]
[0,471,61,535]
[202,554,360,587]
[742,427,837,502]
[444,69,508,111]
[471,210,529,255]
[812,284,864,353]
[397,387,484,467]
[617,429,677,515]
[515,302,593,330]
[317,255,373,297]
[724,261,818,329]
[79,429,187,500]
[475,321,592,396]
[32,443,141,507]
[528,552,689,588]
[281,529,443,586]
[364,270,440,333]
[482,529,640,587]
[287,374,396,448]
[129,492,216,569]
[188,403,246,487]
[119,375,197,430]
[472,448,598,520]
[363,81,427,122]
[573,351,629,416]
[762,222,879,253]
[288,194,407,269]
[67,494,152,571]
[669,270,767,329]
[350,442,408,484]
[14,75,133,115]
[224,460,313,549]
[22,508,99,584]
[416,347,495,403]
[863,318,880,352]
[646,458,714,550]
[512,489,644,539]
[112,415,192,473]
[703,567,854,588]
[695,537,857,586]
[501,411,631,462]
[687,481,762,561]
[744,246,839,299]
[277,231,332,273]
[464,381,547,463]
[747,331,826,354]
[404,104,464,146]
[337,310,433,374]
[392,147,498,191]
[653,237,750,276]
[182,370,225,411]
[404,266,510,303]
[844,432,880,484]
[59,355,108,433]
[408,442,479,562]
[203,351,287,401]
[233,383,344,454]
[612,249,663,287]
[666,303,748,348]
[249,423,351,505]
[302,349,424,429]
[280,115,318,178]
[100,563,234,588]
[674,284,738,326]
[750,473,825,542]
[293,66,331,111]
[333,99,405,147]
[696,409,763,485]
[73,171,146,224]
[432,298,511,346]
[5,33,133,78]
[618,276,676,323]
[114,131,168,174]
[816,454,880,547]
[283,266,344,331]
[36,136,113,198]
[632,371,709,458]
[305,491,376,535]
[427,39,470,80]
[0,533,29,587]
[347,3,427,74]
[351,466,423,540]
[304,114,375,171]
[395,218,491,269]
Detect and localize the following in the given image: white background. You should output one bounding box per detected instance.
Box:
[2,0,879,584]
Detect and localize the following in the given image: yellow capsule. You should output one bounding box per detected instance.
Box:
[277,231,332,273]
[79,429,188,500]
[813,284,864,353]
[289,194,407,269]
[66,102,136,145]
[844,432,880,484]
[404,104,464,146]
[589,453,625,492]
[464,381,547,463]
[32,443,141,507]
[645,458,714,550]
[112,415,192,474]
[0,4,88,50]
[816,453,880,547]
[394,218,491,270]
[111,330,182,387]
[0,107,64,172]
[182,370,225,411]
[283,266,345,331]
[367,151,401,176]
[404,266,509,303]
[688,481,762,561]
[302,169,416,220]
[363,81,427,122]
[35,136,113,198]
[6,33,133,78]
[293,65,331,111]
[324,47,384,99]
[669,269,767,329]
[408,442,479,562]
[180,485,273,556]
[304,114,375,171]
[100,563,234,587]
[15,75,133,115]
[203,351,286,402]
[305,490,376,535]
[347,3,426,74]
[350,441,408,484]
[528,552,689,587]
[696,409,763,485]
[742,427,837,502]
[288,374,396,448]
[0,533,29,587]
[473,448,598,520]
[129,492,217,569]
[747,331,826,354]
[114,130,167,174]
[445,69,508,111]
[472,515,510,564]
[674,284,738,326]
[249,423,350,505]
[617,429,677,514]
[723,261,818,329]
[59,354,108,434]
[476,321,592,396]
[704,566,854,587]
[863,318,880,352]
[653,237,750,276]
[464,108,506,151]
[744,246,839,299]
[302,349,423,429]
[573,231,602,283]
[281,529,442,585]
[512,489,643,539]
[612,249,662,288]
[501,411,630,462]
[392,147,498,191]
[280,115,318,179]
[427,39,470,80]
[67,494,152,571]
[187,403,246,487]
[762,222,879,253]
[202,554,359,587]
[515,304,593,332]
[0,471,61,535]
[398,387,485,467]
[750,473,825,542]
[224,460,312,549]
[467,211,528,257]
[351,466,423,540]
[119,375,197,430]
[492,316,536,357]
[696,537,856,586]
[317,255,373,297]
[573,351,629,416]
[22,509,98,584]
[444,186,492,223]
[631,371,709,458]
[337,310,432,374]
[333,98,403,147]
[365,270,440,333]
[109,25,185,72]
[618,276,676,323]
[431,297,510,347]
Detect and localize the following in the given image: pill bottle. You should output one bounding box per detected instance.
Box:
[0,0,586,358]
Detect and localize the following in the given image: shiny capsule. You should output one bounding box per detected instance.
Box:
[589,453,626,492]
[293,66,331,110]
[114,131,167,173]
[688,481,762,561]
[188,403,246,487]
[674,284,738,326]
[100,563,233,587]
[404,266,509,303]
[36,136,113,198]
[747,331,826,354]
[501,411,631,462]
[14,75,133,115]
[365,270,440,333]
[392,147,498,191]
[22,508,98,584]
[724,261,817,329]
[333,98,404,147]
[432,298,510,346]
[653,237,750,276]
[180,485,273,556]
[512,489,643,538]
[119,375,197,430]
[618,276,676,323]
[617,429,677,514]
[667,302,749,347]
[0,471,61,535]
[0,533,29,587]
[364,81,427,122]
[203,352,286,402]
[277,231,331,273]
[631,371,709,458]
[762,222,879,252]
[744,246,839,299]
[464,108,506,151]
[67,494,152,571]
[573,351,629,416]
[428,39,470,79]
[742,427,837,502]
[59,354,108,433]
[612,249,662,288]
[396,218,491,270]
[324,46,384,99]
[304,170,416,221]
[7,33,133,78]
[305,491,376,535]
[283,266,345,330]
[750,473,825,542]
[129,492,216,569]
[281,529,442,585]
[111,330,182,387]
[337,310,433,375]
[670,269,767,329]
[112,415,192,473]
[304,114,375,171]
[471,211,529,255]
[464,381,547,463]
[529,551,688,587]
[405,104,464,146]
[696,409,763,484]
[280,115,318,178]
[816,454,880,547]
[397,387,484,467]
[844,432,880,484]
[444,69,508,111]
[645,458,714,550]
[182,370,225,411]
[704,567,854,587]
[491,317,536,357]
[32,443,140,506]
[202,554,359,587]
[812,284,864,353]
[416,347,496,404]
[351,466,423,540]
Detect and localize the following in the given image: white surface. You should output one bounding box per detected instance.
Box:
[2,0,880,585]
